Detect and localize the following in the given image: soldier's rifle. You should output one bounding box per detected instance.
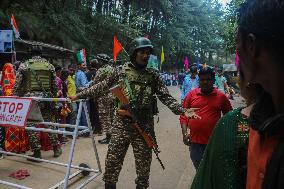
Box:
[110,84,165,170]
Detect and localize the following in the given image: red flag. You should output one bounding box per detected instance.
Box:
[11,14,20,39]
[113,36,122,62]
[235,50,240,71]
[184,57,189,71]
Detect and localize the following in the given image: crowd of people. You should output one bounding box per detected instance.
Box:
[0,1,283,189]
[161,63,235,103]
[0,47,117,161]
[188,1,284,189]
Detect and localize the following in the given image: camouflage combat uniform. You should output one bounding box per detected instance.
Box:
[77,62,185,188]
[92,64,115,134]
[14,56,59,151]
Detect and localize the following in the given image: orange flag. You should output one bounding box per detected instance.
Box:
[113,36,122,62]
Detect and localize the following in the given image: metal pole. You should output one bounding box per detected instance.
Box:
[25,127,89,135]
[24,127,74,135]
[0,151,97,172]
[63,101,82,189]
[28,97,71,102]
[37,122,88,129]
[0,98,102,189]
[83,102,102,172]
[0,180,32,189]
[75,172,102,189]
[48,170,82,189]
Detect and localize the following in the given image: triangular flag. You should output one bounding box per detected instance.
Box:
[76,49,86,64]
[160,46,165,64]
[11,14,20,39]
[113,36,122,62]
[184,57,189,71]
[235,50,240,71]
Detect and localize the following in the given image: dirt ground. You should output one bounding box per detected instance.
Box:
[0,86,245,189]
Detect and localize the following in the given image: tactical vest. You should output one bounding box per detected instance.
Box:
[24,58,52,93]
[101,65,114,77]
[121,63,155,111]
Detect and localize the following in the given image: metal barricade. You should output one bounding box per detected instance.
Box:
[0,97,102,189]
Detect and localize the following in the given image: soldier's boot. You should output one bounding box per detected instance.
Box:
[105,183,116,189]
[98,133,111,144]
[53,146,62,158]
[27,149,42,162]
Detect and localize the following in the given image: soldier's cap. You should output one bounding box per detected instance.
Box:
[132,37,153,52]
[89,58,98,68]
[97,54,111,62]
[109,59,122,65]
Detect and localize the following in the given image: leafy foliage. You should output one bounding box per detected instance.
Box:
[0,0,237,70]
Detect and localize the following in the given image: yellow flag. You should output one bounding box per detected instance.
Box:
[161,46,165,64]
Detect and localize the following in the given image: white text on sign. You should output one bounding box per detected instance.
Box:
[0,97,32,127]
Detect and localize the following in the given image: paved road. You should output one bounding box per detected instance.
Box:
[0,86,244,189]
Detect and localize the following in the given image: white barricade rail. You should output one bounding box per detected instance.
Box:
[0,97,102,189]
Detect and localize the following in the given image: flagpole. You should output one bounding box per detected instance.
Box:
[122,47,129,56]
[12,34,17,64]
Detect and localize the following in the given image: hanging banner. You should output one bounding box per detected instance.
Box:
[0,30,13,53]
[0,97,32,127]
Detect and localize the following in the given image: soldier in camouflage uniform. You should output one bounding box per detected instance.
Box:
[70,37,196,189]
[92,54,114,144]
[13,45,62,161]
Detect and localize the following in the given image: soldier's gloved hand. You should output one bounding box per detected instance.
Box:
[184,108,201,119]
[69,95,78,101]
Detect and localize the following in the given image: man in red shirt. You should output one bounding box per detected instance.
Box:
[180,67,232,169]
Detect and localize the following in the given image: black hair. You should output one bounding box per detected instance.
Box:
[61,69,69,80]
[68,64,77,70]
[198,67,215,81]
[55,65,62,72]
[238,0,284,61]
[89,59,98,68]
[189,64,197,73]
